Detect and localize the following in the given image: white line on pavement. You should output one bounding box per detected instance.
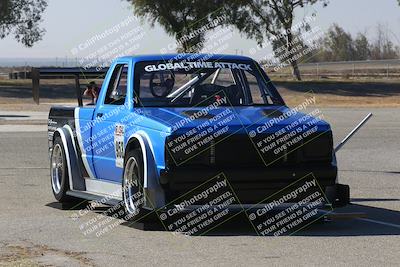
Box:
[357,218,400,229]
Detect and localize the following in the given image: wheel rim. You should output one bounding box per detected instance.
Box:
[123,157,142,215]
[51,144,63,194]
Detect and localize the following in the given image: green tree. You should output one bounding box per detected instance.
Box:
[0,0,47,47]
[353,33,370,60]
[128,0,225,53]
[224,0,328,81]
[322,24,354,61]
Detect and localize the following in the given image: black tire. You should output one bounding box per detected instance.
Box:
[121,149,147,221]
[50,136,73,202]
[336,184,350,207]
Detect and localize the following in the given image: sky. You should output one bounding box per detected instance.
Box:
[0,0,399,61]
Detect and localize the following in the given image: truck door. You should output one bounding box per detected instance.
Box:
[92,63,130,182]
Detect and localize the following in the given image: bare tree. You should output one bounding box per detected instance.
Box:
[370,23,398,60]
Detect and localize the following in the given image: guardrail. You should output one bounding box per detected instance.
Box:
[265,59,400,79]
[31,67,108,105]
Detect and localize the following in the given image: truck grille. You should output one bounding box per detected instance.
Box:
[165,131,333,168]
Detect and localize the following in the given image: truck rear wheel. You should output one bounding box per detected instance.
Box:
[122,149,146,221]
[50,136,72,202]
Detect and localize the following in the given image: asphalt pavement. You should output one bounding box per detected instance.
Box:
[0,107,399,266]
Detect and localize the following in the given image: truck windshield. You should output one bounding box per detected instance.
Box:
[134,60,283,107]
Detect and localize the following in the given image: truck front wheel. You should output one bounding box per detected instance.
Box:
[122,149,146,221]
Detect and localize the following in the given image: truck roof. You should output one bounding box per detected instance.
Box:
[118,53,254,63]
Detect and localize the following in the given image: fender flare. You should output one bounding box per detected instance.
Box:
[126,131,165,208]
[74,107,96,178]
[54,127,86,191]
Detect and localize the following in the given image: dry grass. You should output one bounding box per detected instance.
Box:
[0,79,399,111]
[280,88,400,108]
[0,241,93,267]
[274,80,400,107]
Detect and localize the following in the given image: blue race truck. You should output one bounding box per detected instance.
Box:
[48,54,349,221]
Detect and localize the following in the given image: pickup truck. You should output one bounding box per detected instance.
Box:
[48,54,349,222]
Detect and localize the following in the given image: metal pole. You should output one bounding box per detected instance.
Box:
[334,113,373,153]
[32,68,40,105]
[386,64,389,79]
[75,74,83,107]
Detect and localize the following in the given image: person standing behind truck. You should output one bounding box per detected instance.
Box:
[83,81,100,105]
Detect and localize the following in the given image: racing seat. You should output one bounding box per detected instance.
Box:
[224,84,243,105]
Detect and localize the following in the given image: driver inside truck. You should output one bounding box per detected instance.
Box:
[84,81,100,105]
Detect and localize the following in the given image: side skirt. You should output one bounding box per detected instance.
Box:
[66,179,122,205]
[66,191,120,206]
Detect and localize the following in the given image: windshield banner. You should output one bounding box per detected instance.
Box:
[144,61,253,72]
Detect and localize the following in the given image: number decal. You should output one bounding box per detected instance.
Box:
[114,124,125,168]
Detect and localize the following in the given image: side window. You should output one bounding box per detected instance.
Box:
[244,71,268,104]
[105,64,128,105]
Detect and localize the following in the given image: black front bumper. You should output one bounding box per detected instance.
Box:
[160,163,341,204]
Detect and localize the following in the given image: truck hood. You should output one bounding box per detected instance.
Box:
[136,106,330,134]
